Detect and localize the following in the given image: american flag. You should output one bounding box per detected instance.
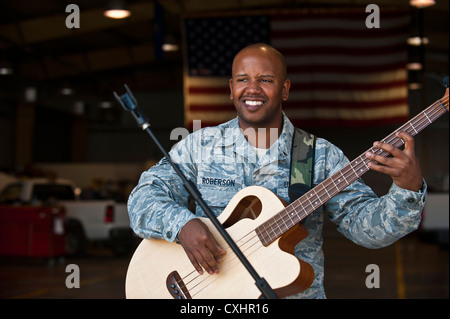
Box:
[183,8,410,129]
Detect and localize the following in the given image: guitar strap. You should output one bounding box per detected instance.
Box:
[288,128,316,203]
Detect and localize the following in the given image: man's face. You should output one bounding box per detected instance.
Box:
[229,47,290,131]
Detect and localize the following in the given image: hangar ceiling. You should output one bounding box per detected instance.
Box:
[0,0,448,102]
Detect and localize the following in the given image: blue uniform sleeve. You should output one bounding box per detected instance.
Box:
[316,138,427,249]
[127,136,198,242]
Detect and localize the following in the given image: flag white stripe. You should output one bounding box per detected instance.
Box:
[187,77,229,87]
[285,52,406,66]
[187,70,407,88]
[285,104,408,120]
[187,87,406,105]
[288,87,407,102]
[272,36,407,49]
[288,70,407,84]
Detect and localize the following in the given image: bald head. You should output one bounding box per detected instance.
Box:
[229,43,291,132]
[232,43,288,80]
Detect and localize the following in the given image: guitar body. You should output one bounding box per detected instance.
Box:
[125,186,314,299]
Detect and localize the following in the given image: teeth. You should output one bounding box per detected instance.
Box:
[245,100,263,106]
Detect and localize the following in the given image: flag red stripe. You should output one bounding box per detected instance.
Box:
[287,63,406,74]
[188,80,406,94]
[283,98,408,109]
[188,98,408,111]
[279,45,406,57]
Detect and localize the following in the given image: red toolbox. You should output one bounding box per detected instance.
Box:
[0,205,66,257]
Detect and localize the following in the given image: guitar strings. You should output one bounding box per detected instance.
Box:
[182,230,258,286]
[180,229,265,298]
[188,232,264,298]
[175,94,449,298]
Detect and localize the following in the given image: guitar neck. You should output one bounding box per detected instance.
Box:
[256,93,449,247]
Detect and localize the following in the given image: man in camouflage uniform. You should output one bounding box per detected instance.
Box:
[127,43,426,298]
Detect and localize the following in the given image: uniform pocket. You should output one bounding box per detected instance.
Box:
[196,173,243,216]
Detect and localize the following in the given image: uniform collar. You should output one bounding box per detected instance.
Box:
[223,112,294,163]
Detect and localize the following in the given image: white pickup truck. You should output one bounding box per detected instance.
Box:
[0,178,135,256]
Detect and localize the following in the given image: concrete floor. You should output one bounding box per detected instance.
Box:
[0,222,448,300]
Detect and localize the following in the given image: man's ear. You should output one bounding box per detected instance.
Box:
[282,79,291,101]
[229,78,234,100]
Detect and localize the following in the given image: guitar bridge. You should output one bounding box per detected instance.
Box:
[166,271,191,299]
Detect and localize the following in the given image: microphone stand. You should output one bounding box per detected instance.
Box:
[114,84,278,299]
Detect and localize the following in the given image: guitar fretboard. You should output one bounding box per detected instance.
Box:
[256,93,449,247]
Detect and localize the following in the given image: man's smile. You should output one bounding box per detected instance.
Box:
[241,96,266,111]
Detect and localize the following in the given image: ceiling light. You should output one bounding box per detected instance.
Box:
[104,0,131,19]
[407,36,429,46]
[99,101,113,109]
[60,82,74,95]
[407,62,423,70]
[61,87,75,95]
[61,87,74,95]
[0,67,13,75]
[73,101,85,115]
[24,87,38,102]
[162,43,180,52]
[0,60,13,75]
[410,0,436,8]
[408,82,423,90]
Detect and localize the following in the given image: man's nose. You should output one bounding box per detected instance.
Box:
[245,80,262,94]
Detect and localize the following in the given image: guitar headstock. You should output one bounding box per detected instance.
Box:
[442,76,449,112]
[442,88,449,112]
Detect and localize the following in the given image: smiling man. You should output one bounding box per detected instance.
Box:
[230,44,290,139]
[127,43,426,299]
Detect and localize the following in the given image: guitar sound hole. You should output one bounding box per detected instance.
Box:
[222,195,262,228]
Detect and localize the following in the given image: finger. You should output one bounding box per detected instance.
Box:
[366,150,390,166]
[374,140,402,158]
[365,142,400,167]
[396,131,415,154]
[207,243,226,268]
[366,160,401,177]
[186,251,204,275]
[215,247,227,262]
[207,238,226,260]
[199,250,220,275]
[202,241,226,274]
[193,245,224,275]
[190,242,223,275]
[187,245,218,275]
[365,147,400,175]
